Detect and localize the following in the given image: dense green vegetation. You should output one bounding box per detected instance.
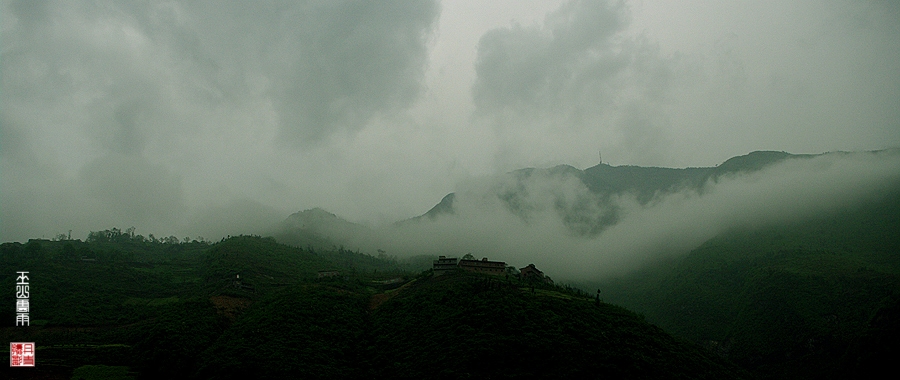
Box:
[596,187,900,379]
[196,284,370,379]
[1,233,744,379]
[4,151,896,378]
[368,272,746,379]
[1,234,392,378]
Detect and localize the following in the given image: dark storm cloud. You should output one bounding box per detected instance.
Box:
[473,0,630,115]
[2,0,439,152]
[2,0,898,245]
[0,0,440,242]
[470,0,900,169]
[179,0,441,145]
[471,0,681,166]
[272,1,439,144]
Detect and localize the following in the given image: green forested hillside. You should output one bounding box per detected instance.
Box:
[596,187,900,379]
[196,283,371,379]
[367,272,747,379]
[4,150,896,379]
[1,235,741,379]
[194,270,748,379]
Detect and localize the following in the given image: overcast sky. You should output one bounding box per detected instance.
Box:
[2,0,898,242]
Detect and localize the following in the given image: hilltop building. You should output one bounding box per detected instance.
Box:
[459,257,506,276]
[520,264,553,284]
[433,256,458,275]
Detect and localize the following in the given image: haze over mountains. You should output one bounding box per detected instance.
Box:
[4,0,898,248]
[276,149,900,280]
[271,148,900,376]
[3,1,898,377]
[4,149,896,378]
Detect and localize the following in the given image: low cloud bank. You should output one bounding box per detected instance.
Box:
[376,151,900,280]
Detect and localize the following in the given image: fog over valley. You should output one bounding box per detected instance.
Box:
[4,2,900,378]
[278,150,900,280]
[2,0,898,280]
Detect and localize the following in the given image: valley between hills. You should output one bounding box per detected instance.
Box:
[3,150,899,379]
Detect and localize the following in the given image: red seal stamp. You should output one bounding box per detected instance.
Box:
[9,342,35,367]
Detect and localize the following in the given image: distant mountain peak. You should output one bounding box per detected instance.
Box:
[404,150,825,232]
[277,207,375,252]
[290,207,338,219]
[424,192,456,219]
[714,150,801,174]
[283,208,346,230]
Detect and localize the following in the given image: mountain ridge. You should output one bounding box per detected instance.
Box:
[273,149,895,252]
[421,150,804,220]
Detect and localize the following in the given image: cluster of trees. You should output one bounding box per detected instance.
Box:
[86,227,209,245]
[1,227,222,267]
[0,228,753,378]
[595,187,900,378]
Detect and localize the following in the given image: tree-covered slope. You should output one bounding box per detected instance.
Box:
[596,186,900,379]
[3,234,745,379]
[367,271,747,379]
[0,235,409,378]
[402,150,812,237]
[195,283,370,379]
[192,270,748,379]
